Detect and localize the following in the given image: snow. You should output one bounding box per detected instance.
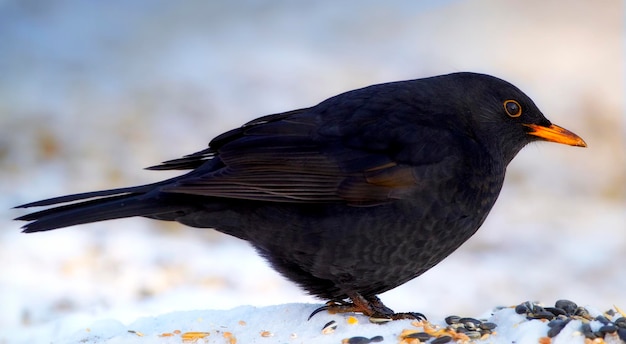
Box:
[10,303,626,343]
[1,0,624,343]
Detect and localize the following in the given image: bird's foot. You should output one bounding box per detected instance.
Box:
[308,293,426,323]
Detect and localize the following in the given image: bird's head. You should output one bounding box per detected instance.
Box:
[439,73,587,164]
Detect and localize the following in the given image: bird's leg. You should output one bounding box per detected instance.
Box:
[308,293,426,322]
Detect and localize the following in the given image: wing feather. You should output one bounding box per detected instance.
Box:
[154,100,453,204]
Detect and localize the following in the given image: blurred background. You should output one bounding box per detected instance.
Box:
[1,0,624,341]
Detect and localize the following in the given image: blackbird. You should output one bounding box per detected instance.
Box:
[15,72,586,321]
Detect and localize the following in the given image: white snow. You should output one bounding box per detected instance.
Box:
[1,1,624,343]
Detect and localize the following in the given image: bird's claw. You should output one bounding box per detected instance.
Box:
[308,300,356,320]
[307,296,427,323]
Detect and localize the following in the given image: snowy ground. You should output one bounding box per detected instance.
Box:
[1,1,624,343]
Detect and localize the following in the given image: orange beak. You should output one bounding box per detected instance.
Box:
[524,123,587,147]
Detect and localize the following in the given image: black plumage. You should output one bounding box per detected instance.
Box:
[15,72,586,320]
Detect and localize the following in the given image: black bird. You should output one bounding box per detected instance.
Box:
[15,72,586,321]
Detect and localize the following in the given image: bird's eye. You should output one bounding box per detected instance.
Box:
[503,100,522,118]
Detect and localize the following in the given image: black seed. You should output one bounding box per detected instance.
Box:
[545,307,567,317]
[445,315,460,325]
[595,315,611,325]
[404,332,431,341]
[455,327,468,333]
[599,324,617,334]
[431,336,453,344]
[618,328,626,341]
[479,322,497,330]
[547,320,568,338]
[369,335,384,343]
[515,303,530,314]
[615,317,626,328]
[555,299,578,315]
[346,336,372,344]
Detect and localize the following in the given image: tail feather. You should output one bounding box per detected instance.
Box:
[14,185,154,208]
[14,184,187,233]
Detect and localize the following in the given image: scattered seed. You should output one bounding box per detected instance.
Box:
[547,320,568,338]
[260,330,273,337]
[127,330,144,337]
[515,303,530,314]
[479,322,497,330]
[223,331,237,344]
[614,317,626,328]
[369,335,384,342]
[618,328,626,341]
[342,336,372,344]
[430,335,452,344]
[238,320,246,326]
[599,324,618,334]
[290,333,298,339]
[454,326,468,334]
[444,315,460,325]
[459,317,481,325]
[182,332,210,342]
[321,320,337,334]
[595,315,611,325]
[368,316,392,324]
[403,331,431,341]
[538,337,551,344]
[555,300,577,315]
[347,316,359,325]
[465,330,482,339]
[581,323,597,339]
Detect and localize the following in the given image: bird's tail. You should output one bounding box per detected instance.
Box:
[14,183,187,233]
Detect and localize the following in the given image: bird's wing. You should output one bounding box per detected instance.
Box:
[156,103,460,205]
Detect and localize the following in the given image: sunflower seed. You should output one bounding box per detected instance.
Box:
[479,322,497,330]
[321,320,337,334]
[431,336,452,344]
[404,332,431,341]
[444,315,460,325]
[344,336,371,344]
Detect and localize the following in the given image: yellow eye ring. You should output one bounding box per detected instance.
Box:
[504,100,522,118]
